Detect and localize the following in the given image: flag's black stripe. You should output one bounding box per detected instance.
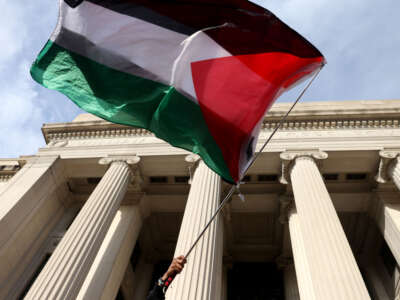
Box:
[55,27,164,83]
[87,0,323,58]
[88,0,196,35]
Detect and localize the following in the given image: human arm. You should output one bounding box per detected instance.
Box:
[146,256,187,300]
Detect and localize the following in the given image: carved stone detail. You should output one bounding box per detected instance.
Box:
[99,155,142,190]
[0,175,12,182]
[98,155,141,166]
[375,150,400,183]
[279,151,328,184]
[185,154,201,184]
[49,140,68,147]
[44,117,400,144]
[262,118,400,131]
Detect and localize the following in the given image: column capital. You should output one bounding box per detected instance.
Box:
[279,194,295,224]
[279,151,328,184]
[98,154,141,166]
[375,150,400,183]
[99,154,142,190]
[185,154,201,184]
[26,158,133,299]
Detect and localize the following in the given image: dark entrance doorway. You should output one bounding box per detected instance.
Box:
[227,262,284,300]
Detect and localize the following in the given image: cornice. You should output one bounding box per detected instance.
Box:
[44,127,154,144]
[42,117,400,144]
[262,118,399,130]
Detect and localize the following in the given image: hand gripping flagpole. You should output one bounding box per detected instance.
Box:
[162,65,325,292]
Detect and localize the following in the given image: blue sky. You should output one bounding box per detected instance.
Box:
[0,0,399,158]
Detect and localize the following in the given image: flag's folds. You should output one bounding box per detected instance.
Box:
[31,0,325,183]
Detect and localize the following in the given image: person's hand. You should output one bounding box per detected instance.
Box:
[161,255,187,281]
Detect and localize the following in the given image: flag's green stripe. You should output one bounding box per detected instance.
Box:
[31,40,234,183]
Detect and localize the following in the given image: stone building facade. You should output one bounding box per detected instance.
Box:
[0,100,399,299]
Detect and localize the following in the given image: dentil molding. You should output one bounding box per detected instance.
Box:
[43,117,400,145]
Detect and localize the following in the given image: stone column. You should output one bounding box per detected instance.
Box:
[278,197,301,300]
[0,156,68,299]
[376,150,400,190]
[373,193,400,265]
[374,150,400,265]
[25,155,140,300]
[287,208,315,300]
[280,151,370,300]
[166,156,223,300]
[77,205,143,300]
[131,259,155,300]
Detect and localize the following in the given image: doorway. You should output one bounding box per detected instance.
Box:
[227,262,284,300]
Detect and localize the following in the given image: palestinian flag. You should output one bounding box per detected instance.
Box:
[31,0,325,184]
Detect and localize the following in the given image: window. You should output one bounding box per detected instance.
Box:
[242,175,251,182]
[87,177,101,184]
[346,173,367,180]
[258,174,278,182]
[149,176,168,183]
[175,176,190,183]
[323,173,339,181]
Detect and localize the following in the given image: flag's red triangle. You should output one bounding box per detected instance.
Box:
[191,52,323,181]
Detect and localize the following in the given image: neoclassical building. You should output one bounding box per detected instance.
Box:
[0,100,399,300]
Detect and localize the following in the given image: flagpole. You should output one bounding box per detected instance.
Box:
[163,65,325,292]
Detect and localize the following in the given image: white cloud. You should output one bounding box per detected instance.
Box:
[0,0,82,157]
[254,0,400,102]
[0,3,28,66]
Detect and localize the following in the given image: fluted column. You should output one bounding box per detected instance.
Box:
[0,156,67,299]
[376,150,400,190]
[25,155,140,300]
[372,193,400,265]
[77,205,143,300]
[288,208,315,300]
[280,151,370,300]
[131,259,155,300]
[166,156,223,300]
[374,150,400,266]
[388,156,400,190]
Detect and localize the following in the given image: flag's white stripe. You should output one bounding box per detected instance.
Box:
[51,0,231,103]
